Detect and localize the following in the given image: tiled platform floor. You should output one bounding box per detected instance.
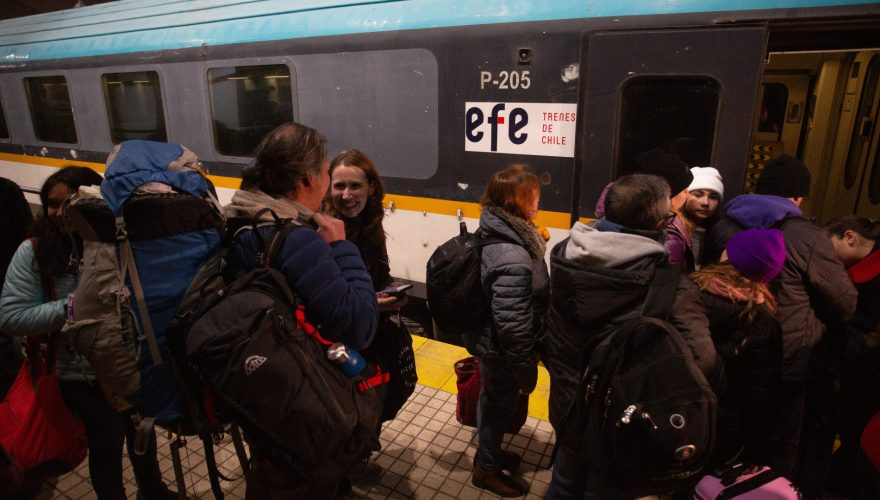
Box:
[36,383,556,499]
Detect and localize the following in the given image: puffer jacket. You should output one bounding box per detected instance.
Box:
[546,219,723,431]
[226,194,378,350]
[699,291,782,466]
[720,194,857,381]
[469,207,549,394]
[0,239,93,381]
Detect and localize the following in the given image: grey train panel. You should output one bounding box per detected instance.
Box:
[294,49,438,181]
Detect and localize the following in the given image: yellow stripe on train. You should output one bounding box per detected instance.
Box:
[1,152,575,229]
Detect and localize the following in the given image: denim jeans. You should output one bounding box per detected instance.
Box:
[547,440,588,500]
[475,356,519,469]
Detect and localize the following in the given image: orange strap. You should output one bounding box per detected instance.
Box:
[295,306,332,345]
[296,306,390,392]
[358,365,391,392]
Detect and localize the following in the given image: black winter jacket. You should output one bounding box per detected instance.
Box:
[699,291,783,466]
[705,195,857,381]
[545,221,723,431]
[470,207,549,394]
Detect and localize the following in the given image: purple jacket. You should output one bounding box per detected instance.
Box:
[665,214,694,272]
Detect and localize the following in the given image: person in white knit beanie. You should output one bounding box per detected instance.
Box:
[683,166,724,267]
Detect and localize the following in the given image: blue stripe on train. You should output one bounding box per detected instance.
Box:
[0,0,873,62]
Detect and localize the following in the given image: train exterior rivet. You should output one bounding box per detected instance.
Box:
[517,48,531,65]
[422,241,429,247]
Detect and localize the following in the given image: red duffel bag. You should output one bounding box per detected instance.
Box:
[0,335,88,476]
[454,356,529,434]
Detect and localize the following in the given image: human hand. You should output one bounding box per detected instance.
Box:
[312,212,345,243]
[377,292,408,312]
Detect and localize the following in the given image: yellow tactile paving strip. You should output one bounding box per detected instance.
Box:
[412,335,551,422]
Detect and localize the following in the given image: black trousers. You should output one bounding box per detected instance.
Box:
[59,380,165,500]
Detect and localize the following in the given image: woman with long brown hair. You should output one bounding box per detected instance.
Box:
[322,149,405,312]
[0,166,171,499]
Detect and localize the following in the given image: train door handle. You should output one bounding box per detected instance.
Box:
[861,117,874,138]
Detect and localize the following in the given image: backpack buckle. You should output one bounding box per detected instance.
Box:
[114,216,128,241]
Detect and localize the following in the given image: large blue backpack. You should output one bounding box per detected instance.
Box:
[63,140,225,429]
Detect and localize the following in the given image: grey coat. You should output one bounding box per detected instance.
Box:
[470,207,549,393]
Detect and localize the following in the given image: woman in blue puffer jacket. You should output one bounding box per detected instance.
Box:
[224,122,379,499]
[470,165,550,498]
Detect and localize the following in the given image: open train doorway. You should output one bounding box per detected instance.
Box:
[754,47,880,223]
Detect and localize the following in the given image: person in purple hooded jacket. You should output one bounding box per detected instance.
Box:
[703,156,857,492]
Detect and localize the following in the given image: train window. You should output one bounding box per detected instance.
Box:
[24,76,77,144]
[617,77,720,174]
[208,64,293,157]
[102,71,167,143]
[0,94,8,139]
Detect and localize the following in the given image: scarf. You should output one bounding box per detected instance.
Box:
[224,189,315,225]
[486,206,546,259]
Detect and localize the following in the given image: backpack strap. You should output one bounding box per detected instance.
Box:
[116,215,164,366]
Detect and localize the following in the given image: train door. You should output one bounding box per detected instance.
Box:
[575,26,768,218]
[825,52,880,219]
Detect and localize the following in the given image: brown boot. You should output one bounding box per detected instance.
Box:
[472,462,525,497]
[498,449,522,474]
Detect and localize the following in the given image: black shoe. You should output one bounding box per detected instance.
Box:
[136,486,180,500]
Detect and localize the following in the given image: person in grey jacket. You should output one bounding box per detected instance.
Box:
[546,174,723,499]
[469,166,549,498]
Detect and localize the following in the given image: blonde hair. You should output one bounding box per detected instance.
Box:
[691,261,777,319]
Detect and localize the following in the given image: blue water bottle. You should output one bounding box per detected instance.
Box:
[327,343,367,377]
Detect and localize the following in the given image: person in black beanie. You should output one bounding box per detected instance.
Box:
[701,155,856,494]
[634,147,697,271]
[755,155,812,199]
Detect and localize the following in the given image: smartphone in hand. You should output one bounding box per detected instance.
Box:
[379,283,413,296]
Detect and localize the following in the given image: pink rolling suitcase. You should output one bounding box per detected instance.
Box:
[693,465,799,499]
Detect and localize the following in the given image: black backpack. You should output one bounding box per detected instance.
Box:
[426,222,507,342]
[572,266,717,495]
[362,315,418,423]
[185,216,386,484]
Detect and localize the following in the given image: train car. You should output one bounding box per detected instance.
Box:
[0,0,877,309]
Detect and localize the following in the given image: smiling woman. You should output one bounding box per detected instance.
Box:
[323,149,392,293]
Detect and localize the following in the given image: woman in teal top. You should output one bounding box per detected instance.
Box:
[0,166,172,500]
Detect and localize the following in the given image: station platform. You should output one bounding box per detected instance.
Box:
[37,335,557,499]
